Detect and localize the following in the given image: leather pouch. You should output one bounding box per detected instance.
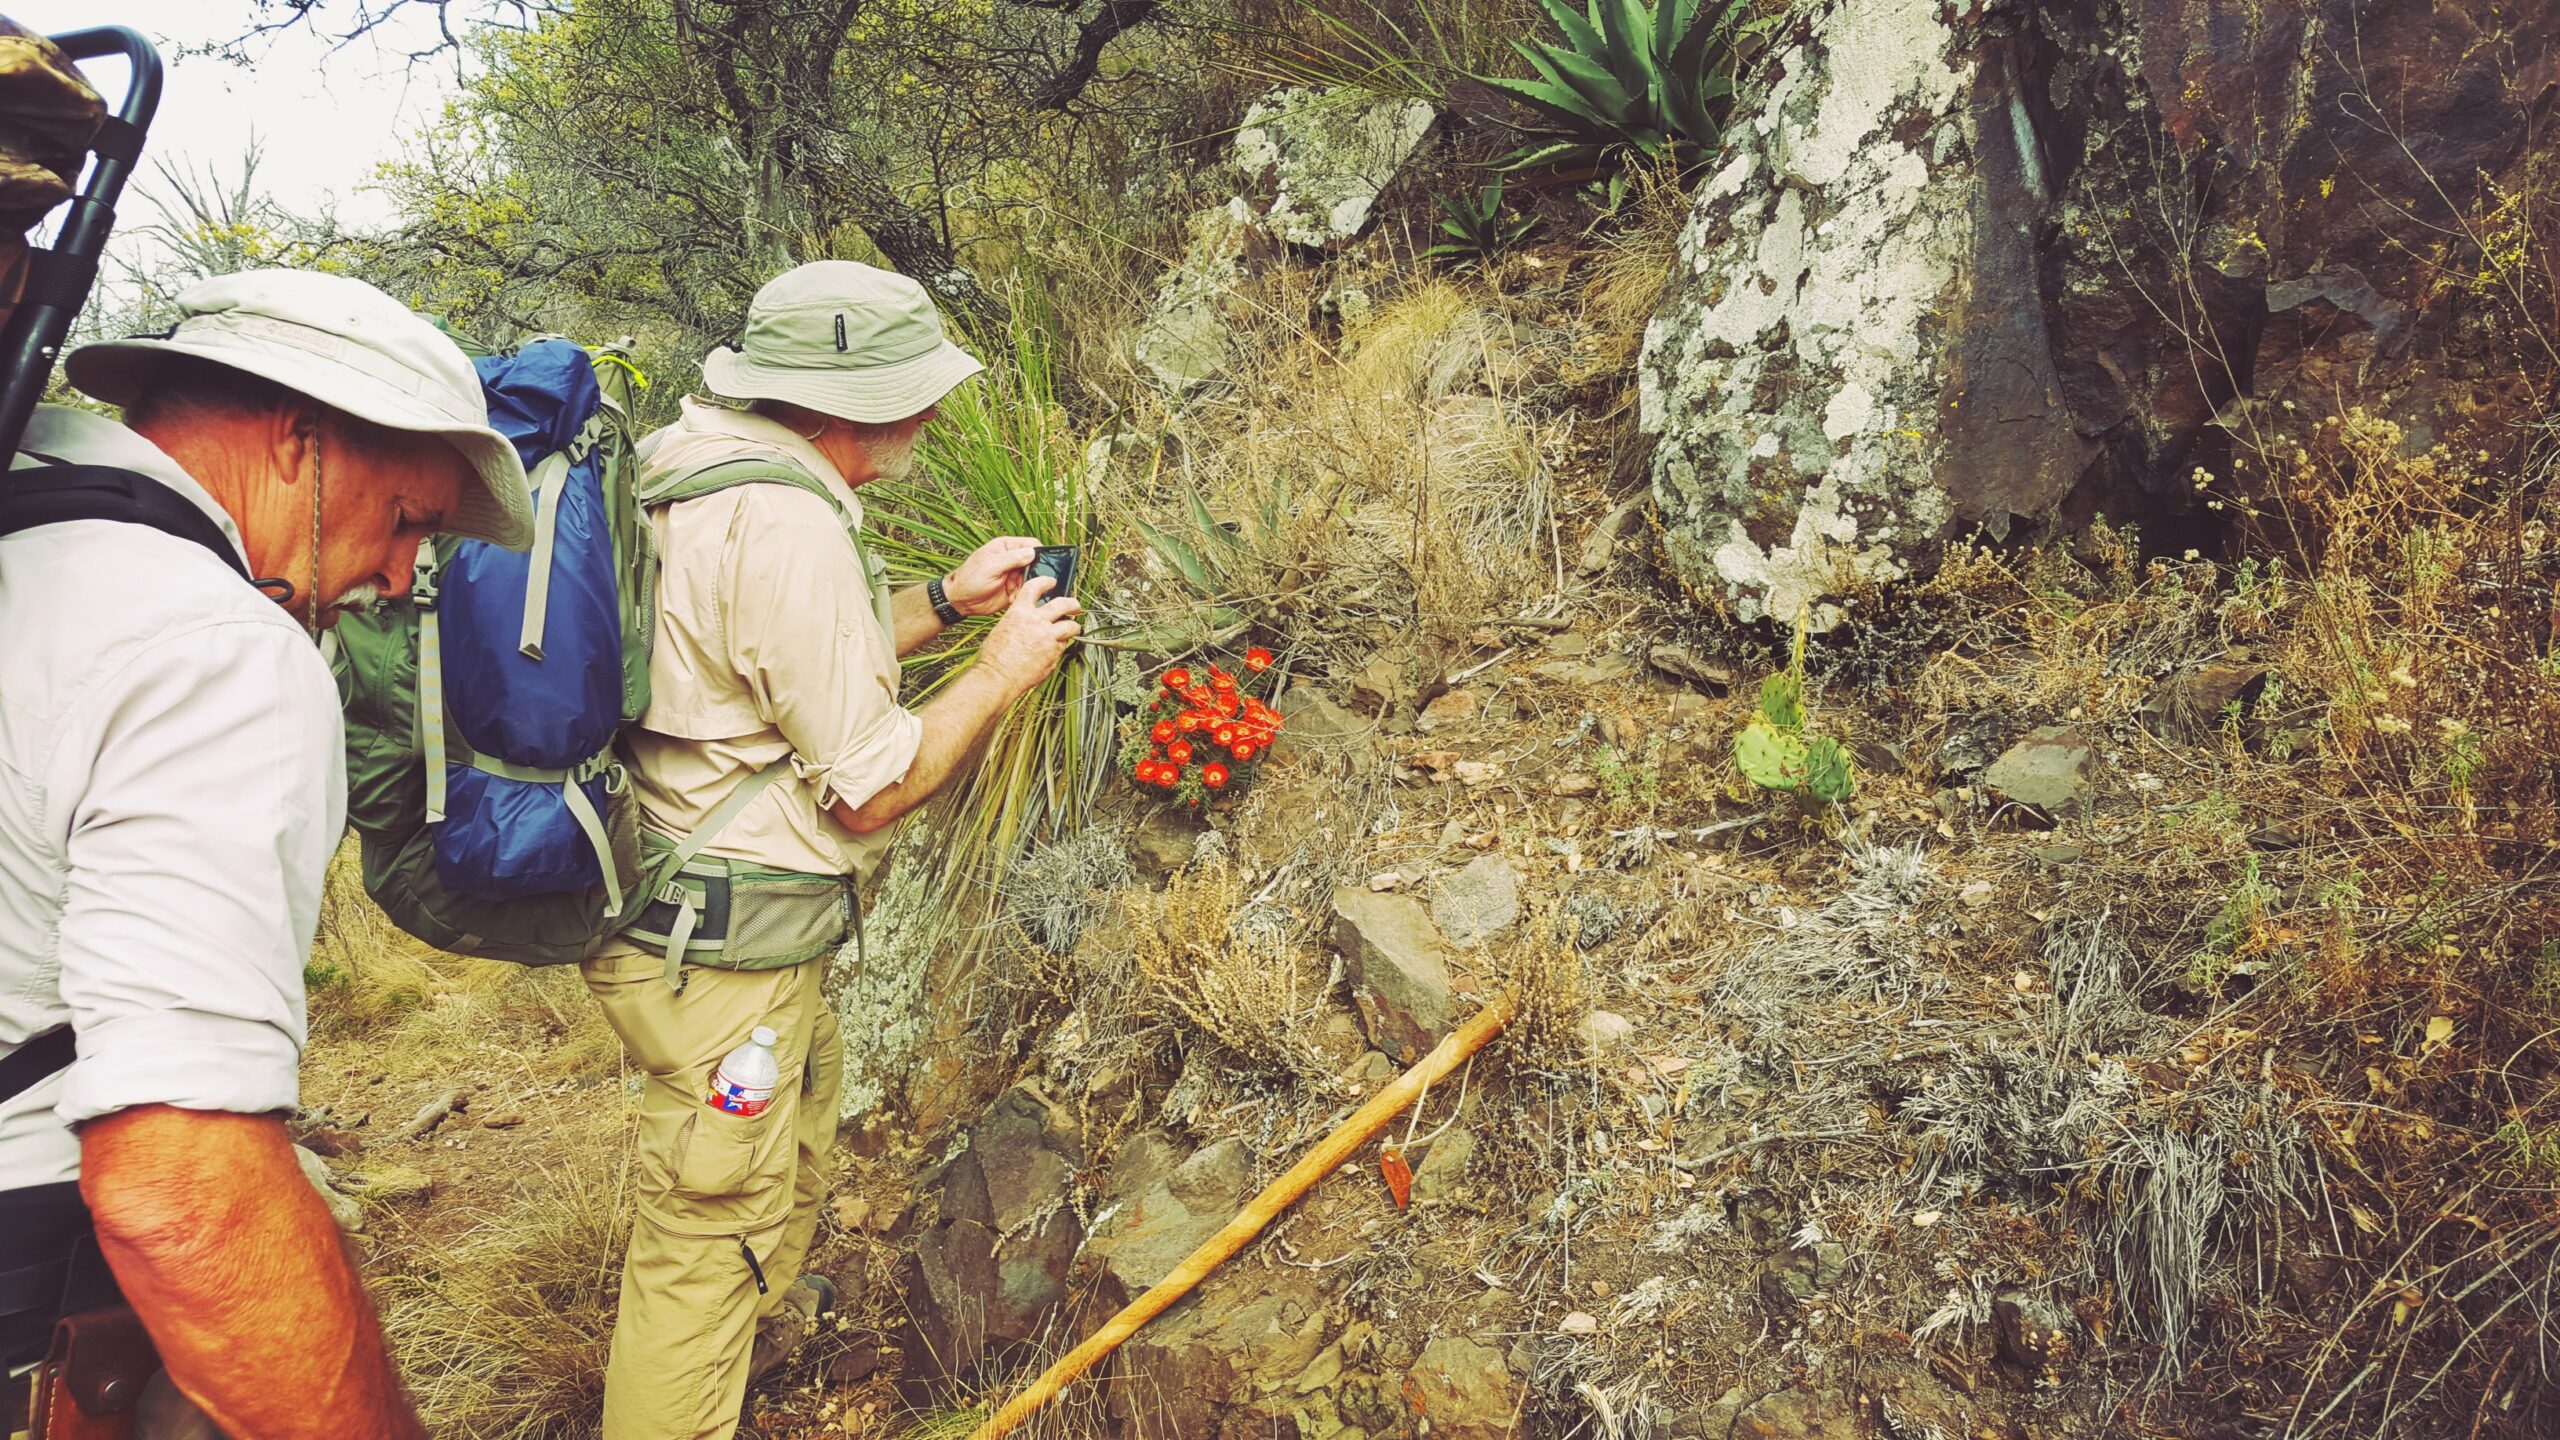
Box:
[28,1305,154,1440]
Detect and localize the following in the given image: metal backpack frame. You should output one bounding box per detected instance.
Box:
[0,24,162,463]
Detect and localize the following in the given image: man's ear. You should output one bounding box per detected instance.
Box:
[264,400,322,490]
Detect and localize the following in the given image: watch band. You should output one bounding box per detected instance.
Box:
[927,576,965,626]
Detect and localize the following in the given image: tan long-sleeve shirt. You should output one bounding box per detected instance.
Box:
[626,398,919,882]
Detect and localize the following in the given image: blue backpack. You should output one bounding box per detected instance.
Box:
[334,337,660,964]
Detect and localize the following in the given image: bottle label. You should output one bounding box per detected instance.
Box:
[708,1071,774,1117]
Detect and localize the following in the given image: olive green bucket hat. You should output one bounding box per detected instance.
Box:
[700,260,984,423]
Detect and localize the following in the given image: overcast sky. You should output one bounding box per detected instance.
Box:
[22,1,457,236]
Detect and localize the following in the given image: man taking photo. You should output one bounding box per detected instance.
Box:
[0,267,536,1438]
[586,259,1080,1440]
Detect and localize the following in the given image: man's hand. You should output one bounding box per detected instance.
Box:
[834,577,1083,836]
[944,536,1039,618]
[81,1106,425,1440]
[977,576,1083,697]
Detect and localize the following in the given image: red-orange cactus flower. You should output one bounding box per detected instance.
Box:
[1231,741,1258,762]
[1150,721,1177,745]
[1201,763,1230,788]
[1162,668,1193,691]
[1169,740,1194,765]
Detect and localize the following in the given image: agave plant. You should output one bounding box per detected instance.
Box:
[858,321,1117,948]
[1423,177,1537,262]
[1477,0,1760,172]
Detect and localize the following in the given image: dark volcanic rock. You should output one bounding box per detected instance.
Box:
[896,1087,1082,1398]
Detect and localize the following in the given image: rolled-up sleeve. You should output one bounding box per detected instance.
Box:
[53,620,341,1127]
[721,485,923,813]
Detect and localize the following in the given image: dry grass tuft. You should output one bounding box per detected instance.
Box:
[377,1140,632,1440]
[1102,865,1333,1086]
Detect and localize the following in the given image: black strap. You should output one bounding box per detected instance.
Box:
[0,464,251,583]
[0,1026,74,1108]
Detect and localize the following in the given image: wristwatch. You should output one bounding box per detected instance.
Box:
[927,576,965,626]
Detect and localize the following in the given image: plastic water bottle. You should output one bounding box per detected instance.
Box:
[707,1026,780,1117]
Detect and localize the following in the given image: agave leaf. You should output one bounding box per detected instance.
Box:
[1668,0,1739,78]
[1662,80,1718,147]
[1190,489,1247,552]
[1532,0,1610,61]
[1496,138,1600,171]
[1134,515,1217,590]
[1542,43,1645,127]
[1593,0,1654,96]
[1422,242,1479,260]
[1480,72,1613,134]
[1503,215,1538,244]
[1656,0,1704,61]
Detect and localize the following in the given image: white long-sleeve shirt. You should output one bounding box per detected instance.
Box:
[0,406,342,1190]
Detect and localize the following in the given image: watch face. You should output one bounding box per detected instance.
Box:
[1029,544,1079,598]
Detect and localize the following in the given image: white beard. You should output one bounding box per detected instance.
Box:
[328,581,384,616]
[868,431,919,483]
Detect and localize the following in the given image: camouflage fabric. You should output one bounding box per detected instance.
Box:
[0,18,101,234]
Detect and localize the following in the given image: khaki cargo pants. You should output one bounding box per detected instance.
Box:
[583,942,842,1440]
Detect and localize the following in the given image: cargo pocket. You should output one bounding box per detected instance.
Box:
[648,1097,793,1235]
[670,1108,761,1202]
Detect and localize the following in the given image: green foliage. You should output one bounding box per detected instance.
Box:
[1733,620,1853,808]
[858,323,1114,949]
[1593,743,1664,809]
[1474,0,1764,172]
[1423,177,1537,262]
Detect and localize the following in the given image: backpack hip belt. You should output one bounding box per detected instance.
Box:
[611,760,866,990]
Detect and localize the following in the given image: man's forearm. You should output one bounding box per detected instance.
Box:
[832,664,1018,834]
[890,583,945,656]
[80,1107,423,1440]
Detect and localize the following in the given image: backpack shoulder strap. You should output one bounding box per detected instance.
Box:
[638,455,851,526]
[637,454,895,638]
[0,464,253,584]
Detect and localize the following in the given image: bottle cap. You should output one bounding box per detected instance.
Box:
[750,1026,778,1047]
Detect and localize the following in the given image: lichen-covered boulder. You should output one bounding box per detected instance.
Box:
[1640,0,2558,629]
[1235,86,1436,250]
[1638,0,2087,630]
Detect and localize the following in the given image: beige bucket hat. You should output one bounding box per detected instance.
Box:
[66,269,535,551]
[700,260,983,423]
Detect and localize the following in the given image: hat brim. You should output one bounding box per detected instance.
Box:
[699,339,984,424]
[66,335,536,552]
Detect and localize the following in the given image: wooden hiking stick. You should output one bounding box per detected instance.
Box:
[965,988,1521,1440]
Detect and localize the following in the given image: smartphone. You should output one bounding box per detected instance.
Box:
[1028,544,1079,601]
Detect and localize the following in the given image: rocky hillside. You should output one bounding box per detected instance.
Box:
[288,1,2559,1437]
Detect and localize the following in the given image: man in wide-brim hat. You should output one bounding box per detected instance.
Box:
[583,259,1079,1440]
[1,263,533,1439]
